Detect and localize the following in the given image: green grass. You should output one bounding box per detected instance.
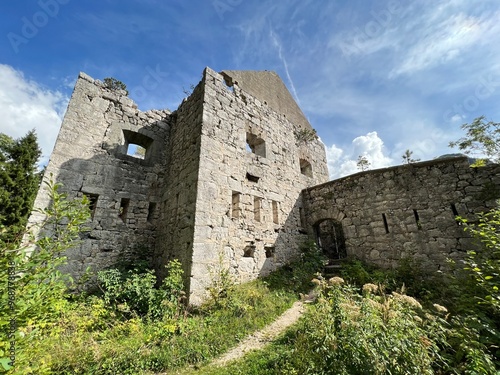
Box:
[15,245,324,375]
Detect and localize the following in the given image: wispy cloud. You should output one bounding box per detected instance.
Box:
[270,29,301,106]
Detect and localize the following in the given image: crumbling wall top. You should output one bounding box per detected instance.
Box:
[220,70,313,131]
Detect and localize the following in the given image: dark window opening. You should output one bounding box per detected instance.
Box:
[382,213,389,233]
[272,201,279,224]
[265,246,275,258]
[314,219,347,259]
[254,196,262,222]
[246,132,266,157]
[231,192,241,219]
[243,245,255,258]
[147,202,156,222]
[83,193,98,220]
[119,198,130,222]
[246,173,260,183]
[122,129,153,160]
[413,209,421,230]
[300,159,313,177]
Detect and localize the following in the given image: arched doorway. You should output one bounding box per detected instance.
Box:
[314,219,347,259]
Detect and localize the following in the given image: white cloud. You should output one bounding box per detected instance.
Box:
[326,131,394,179]
[0,64,68,166]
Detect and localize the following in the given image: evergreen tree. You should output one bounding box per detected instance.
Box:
[0,130,42,245]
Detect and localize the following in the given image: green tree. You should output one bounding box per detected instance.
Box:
[356,155,370,171]
[103,77,128,95]
[402,149,420,164]
[0,131,42,245]
[449,116,500,165]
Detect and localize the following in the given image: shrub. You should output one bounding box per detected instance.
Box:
[96,259,185,321]
[284,279,451,374]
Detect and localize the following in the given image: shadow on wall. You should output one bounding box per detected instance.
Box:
[41,115,182,287]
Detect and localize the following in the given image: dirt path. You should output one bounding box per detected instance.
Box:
[212,292,315,367]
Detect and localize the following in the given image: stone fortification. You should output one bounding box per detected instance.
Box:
[28,65,500,305]
[28,67,329,304]
[303,157,500,271]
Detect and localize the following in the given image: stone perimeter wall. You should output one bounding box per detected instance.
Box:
[303,157,500,271]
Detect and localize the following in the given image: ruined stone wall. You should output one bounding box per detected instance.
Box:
[28,73,170,281]
[303,157,500,271]
[188,68,329,304]
[153,77,205,287]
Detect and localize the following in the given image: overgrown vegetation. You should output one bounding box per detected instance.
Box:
[0,130,42,246]
[103,77,128,95]
[1,189,324,375]
[449,115,500,165]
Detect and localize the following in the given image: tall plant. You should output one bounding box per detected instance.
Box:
[0,177,90,373]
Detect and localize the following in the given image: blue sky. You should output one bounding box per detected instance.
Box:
[1,0,499,178]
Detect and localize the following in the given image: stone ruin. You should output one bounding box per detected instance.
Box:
[27,67,500,304]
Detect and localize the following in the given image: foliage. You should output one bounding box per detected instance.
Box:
[18,270,302,374]
[356,155,371,171]
[457,206,500,312]
[96,259,185,321]
[0,177,90,374]
[402,149,420,164]
[200,280,452,375]
[264,240,326,295]
[0,130,42,245]
[294,128,318,145]
[103,77,128,95]
[449,115,500,165]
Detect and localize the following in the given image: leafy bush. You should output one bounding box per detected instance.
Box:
[286,278,450,374]
[97,259,185,321]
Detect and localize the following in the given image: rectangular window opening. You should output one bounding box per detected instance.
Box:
[382,213,389,234]
[147,202,156,222]
[265,246,275,258]
[83,193,98,220]
[122,129,153,160]
[231,192,241,219]
[413,209,421,230]
[246,173,260,183]
[246,132,266,157]
[254,196,262,222]
[300,159,313,177]
[119,198,130,223]
[243,245,255,258]
[272,201,279,224]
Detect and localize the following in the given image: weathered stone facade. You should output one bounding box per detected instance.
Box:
[28,66,500,304]
[303,157,500,271]
[28,67,328,304]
